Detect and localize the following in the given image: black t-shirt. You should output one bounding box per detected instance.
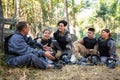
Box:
[83,37,97,49]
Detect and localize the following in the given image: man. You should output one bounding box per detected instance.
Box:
[53,20,72,63]
[72,28,98,61]
[5,21,62,69]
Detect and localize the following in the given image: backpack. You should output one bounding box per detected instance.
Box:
[4,34,13,54]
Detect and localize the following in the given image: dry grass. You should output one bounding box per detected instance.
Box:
[0,49,120,80]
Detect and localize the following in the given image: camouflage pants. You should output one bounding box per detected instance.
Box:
[73,41,97,58]
[51,40,72,59]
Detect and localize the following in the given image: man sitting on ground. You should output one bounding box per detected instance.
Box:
[5,21,62,69]
[72,28,98,64]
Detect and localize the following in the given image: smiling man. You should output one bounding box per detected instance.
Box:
[73,28,98,58]
[53,20,72,64]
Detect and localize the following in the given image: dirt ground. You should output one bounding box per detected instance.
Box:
[0,49,120,80]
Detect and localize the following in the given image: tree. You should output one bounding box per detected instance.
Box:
[64,0,69,30]
[96,0,120,31]
[0,0,4,49]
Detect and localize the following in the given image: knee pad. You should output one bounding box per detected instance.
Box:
[90,55,101,65]
[106,58,116,69]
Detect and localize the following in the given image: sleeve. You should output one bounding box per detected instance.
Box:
[65,33,72,49]
[36,42,43,48]
[108,40,117,57]
[53,32,56,40]
[27,36,43,48]
[8,36,45,57]
[66,33,72,42]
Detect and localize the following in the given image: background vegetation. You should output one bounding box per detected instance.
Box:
[0,0,120,80]
[1,0,120,38]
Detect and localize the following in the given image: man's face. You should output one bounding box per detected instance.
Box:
[87,31,94,38]
[23,24,30,35]
[58,23,66,32]
[43,30,51,40]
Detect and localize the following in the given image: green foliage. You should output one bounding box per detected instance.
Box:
[93,0,120,33]
[1,0,120,37]
[111,33,117,41]
[0,50,7,66]
[95,33,101,38]
[96,3,107,21]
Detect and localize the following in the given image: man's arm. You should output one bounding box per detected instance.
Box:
[8,35,45,57]
[8,35,55,60]
[27,36,43,48]
[72,38,84,54]
[92,43,98,54]
[65,33,72,49]
[108,40,117,58]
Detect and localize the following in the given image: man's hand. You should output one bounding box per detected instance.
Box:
[89,49,97,54]
[73,49,78,54]
[66,45,71,50]
[89,49,94,52]
[44,51,55,60]
[43,44,52,51]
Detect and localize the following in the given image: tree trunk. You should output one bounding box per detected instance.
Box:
[40,0,44,31]
[64,0,69,31]
[0,0,4,49]
[16,0,20,21]
[72,0,76,35]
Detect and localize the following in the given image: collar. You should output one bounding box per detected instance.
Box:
[14,31,26,37]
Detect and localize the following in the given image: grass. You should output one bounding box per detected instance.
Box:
[0,49,120,80]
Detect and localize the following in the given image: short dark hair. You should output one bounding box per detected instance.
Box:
[42,28,51,33]
[102,29,111,37]
[17,21,28,31]
[88,28,95,32]
[57,20,68,26]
